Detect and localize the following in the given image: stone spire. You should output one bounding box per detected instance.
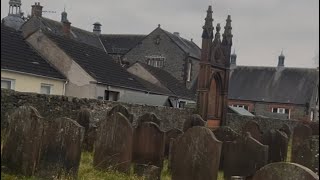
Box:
[61,6,68,23]
[202,5,214,39]
[222,15,233,46]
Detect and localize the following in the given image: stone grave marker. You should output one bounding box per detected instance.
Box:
[2,106,44,176]
[223,132,268,179]
[77,108,92,151]
[136,113,161,127]
[107,104,133,123]
[164,128,183,158]
[212,126,240,169]
[242,120,263,143]
[182,114,206,132]
[253,162,319,180]
[132,122,165,172]
[292,124,313,168]
[279,124,291,139]
[262,129,288,163]
[38,117,84,179]
[171,126,222,180]
[93,112,133,173]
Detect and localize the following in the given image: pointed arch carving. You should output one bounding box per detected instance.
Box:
[207,72,223,120]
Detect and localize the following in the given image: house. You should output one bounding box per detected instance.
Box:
[1,24,66,95]
[228,52,319,122]
[127,62,196,108]
[123,25,201,89]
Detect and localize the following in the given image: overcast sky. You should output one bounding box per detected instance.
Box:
[1,0,319,68]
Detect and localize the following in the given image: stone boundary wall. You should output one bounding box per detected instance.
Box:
[1,89,194,132]
[226,113,300,135]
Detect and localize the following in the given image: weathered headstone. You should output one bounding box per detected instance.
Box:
[279,124,291,139]
[85,125,97,152]
[107,104,133,123]
[136,113,161,127]
[38,117,85,179]
[213,126,240,170]
[93,112,133,173]
[292,124,313,168]
[2,106,44,176]
[132,122,165,169]
[77,108,92,151]
[164,128,183,158]
[262,129,288,163]
[223,132,268,179]
[242,120,263,143]
[171,126,222,180]
[182,114,206,132]
[134,164,161,180]
[253,162,319,180]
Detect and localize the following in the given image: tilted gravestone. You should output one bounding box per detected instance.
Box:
[182,114,206,132]
[242,120,263,143]
[38,117,84,179]
[2,106,44,176]
[132,121,165,177]
[107,104,134,123]
[77,108,93,151]
[253,162,319,180]
[93,112,133,173]
[262,129,288,163]
[164,128,183,158]
[223,132,268,179]
[171,126,222,180]
[279,124,291,139]
[292,124,313,169]
[136,113,161,127]
[212,126,240,170]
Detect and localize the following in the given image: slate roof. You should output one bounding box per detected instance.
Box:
[1,25,65,80]
[138,62,196,100]
[24,16,105,50]
[99,34,146,55]
[162,29,201,60]
[43,31,149,91]
[229,66,319,105]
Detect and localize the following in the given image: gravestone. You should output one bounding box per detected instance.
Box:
[164,129,183,157]
[171,126,222,180]
[132,122,165,170]
[2,106,44,176]
[292,124,313,168]
[262,129,288,163]
[134,164,161,180]
[77,108,92,151]
[223,132,268,179]
[38,117,85,179]
[212,126,240,169]
[93,112,133,173]
[136,113,161,127]
[242,120,263,143]
[182,114,206,132]
[85,125,97,152]
[107,104,133,123]
[279,124,291,139]
[253,162,319,180]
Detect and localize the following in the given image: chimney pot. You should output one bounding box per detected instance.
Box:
[93,22,102,35]
[31,2,43,17]
[63,21,71,37]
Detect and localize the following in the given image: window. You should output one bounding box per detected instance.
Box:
[231,104,249,111]
[179,101,186,108]
[146,55,165,68]
[1,78,15,90]
[40,84,52,95]
[105,90,119,101]
[271,107,291,118]
[187,62,192,82]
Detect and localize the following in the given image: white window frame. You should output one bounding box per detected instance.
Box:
[232,104,249,111]
[145,55,165,68]
[1,78,15,90]
[40,83,53,95]
[271,107,291,119]
[187,62,192,82]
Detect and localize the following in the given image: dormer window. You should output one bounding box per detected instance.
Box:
[146,55,165,68]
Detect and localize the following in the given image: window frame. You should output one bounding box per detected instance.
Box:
[1,78,15,90]
[40,83,53,95]
[187,62,192,82]
[105,90,120,101]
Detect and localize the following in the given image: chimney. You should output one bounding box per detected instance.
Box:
[278,50,285,67]
[31,2,43,17]
[173,32,180,37]
[93,22,102,35]
[230,49,237,68]
[63,20,71,37]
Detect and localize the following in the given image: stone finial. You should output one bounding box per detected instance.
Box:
[222,15,233,46]
[202,5,214,39]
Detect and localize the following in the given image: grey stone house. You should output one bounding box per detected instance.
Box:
[123,25,201,90]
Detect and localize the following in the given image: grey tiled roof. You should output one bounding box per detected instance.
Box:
[99,34,146,55]
[229,66,319,105]
[1,24,65,80]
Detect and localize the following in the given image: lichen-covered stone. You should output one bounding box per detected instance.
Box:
[182,114,206,132]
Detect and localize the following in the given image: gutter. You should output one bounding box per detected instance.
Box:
[63,80,68,96]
